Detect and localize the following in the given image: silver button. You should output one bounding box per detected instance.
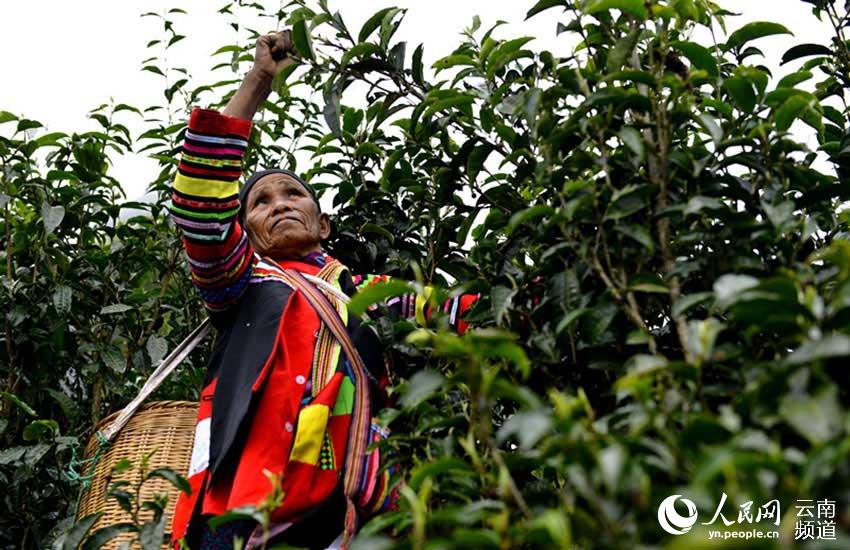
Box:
[245,322,251,327]
[284,421,293,432]
[295,375,306,385]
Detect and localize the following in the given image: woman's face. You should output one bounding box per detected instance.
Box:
[243,173,330,260]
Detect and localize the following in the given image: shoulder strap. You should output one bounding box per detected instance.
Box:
[100,318,212,441]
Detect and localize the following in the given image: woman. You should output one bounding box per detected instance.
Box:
[168,31,477,549]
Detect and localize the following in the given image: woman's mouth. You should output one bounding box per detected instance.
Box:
[272,216,303,230]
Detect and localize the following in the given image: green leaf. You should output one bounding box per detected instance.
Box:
[618,127,645,161]
[400,370,445,409]
[672,292,713,318]
[530,509,571,549]
[585,0,648,20]
[359,223,395,242]
[776,70,813,89]
[101,304,133,315]
[466,143,492,181]
[585,302,618,343]
[271,62,299,94]
[23,419,59,442]
[527,0,566,18]
[786,334,850,365]
[605,70,656,87]
[0,446,27,465]
[409,457,472,491]
[695,113,723,146]
[380,148,405,188]
[491,285,517,325]
[606,27,641,72]
[46,388,77,421]
[0,392,37,416]
[211,44,241,56]
[713,274,759,309]
[412,43,424,84]
[615,354,668,390]
[627,273,669,294]
[724,22,792,52]
[379,8,404,49]
[80,523,137,550]
[291,18,315,61]
[670,41,718,76]
[684,318,725,365]
[57,513,102,550]
[781,43,832,65]
[432,54,476,71]
[323,90,341,137]
[723,77,757,113]
[206,506,265,528]
[497,410,553,449]
[349,279,414,317]
[41,202,65,236]
[614,223,653,252]
[684,195,723,215]
[779,385,841,445]
[506,205,554,235]
[53,285,72,314]
[146,335,167,366]
[358,7,396,42]
[341,42,381,66]
[146,467,192,495]
[775,94,814,131]
[102,348,126,374]
[484,37,535,78]
[421,94,475,121]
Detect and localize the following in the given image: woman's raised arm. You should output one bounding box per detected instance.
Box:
[169,31,296,313]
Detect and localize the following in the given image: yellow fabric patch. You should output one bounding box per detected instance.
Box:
[289,404,330,465]
[174,173,239,199]
[415,286,434,326]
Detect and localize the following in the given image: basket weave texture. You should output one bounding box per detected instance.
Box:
[77,401,198,548]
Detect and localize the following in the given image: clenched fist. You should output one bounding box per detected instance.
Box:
[224,30,299,120]
[252,30,298,80]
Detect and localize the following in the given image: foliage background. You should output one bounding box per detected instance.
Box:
[1,0,850,548]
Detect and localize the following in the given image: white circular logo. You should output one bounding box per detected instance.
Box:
[657,494,698,535]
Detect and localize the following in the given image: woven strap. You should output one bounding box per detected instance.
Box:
[310,261,349,395]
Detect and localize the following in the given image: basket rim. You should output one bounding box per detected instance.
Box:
[86,400,199,446]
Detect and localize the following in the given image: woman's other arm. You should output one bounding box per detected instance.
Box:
[169,32,296,312]
[353,274,480,335]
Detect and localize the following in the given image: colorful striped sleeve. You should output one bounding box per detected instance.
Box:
[170,108,255,312]
[352,274,479,335]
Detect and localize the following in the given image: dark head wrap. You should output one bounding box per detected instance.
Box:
[238,168,320,222]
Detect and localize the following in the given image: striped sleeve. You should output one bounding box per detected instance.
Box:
[352,274,479,335]
[170,108,255,312]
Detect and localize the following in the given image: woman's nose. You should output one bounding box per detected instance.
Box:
[271,195,293,213]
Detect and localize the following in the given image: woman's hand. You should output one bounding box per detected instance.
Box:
[224,30,298,121]
[251,30,298,81]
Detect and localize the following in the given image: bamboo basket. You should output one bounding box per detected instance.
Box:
[76,401,199,548]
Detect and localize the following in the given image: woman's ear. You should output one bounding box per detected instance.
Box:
[319,213,331,240]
